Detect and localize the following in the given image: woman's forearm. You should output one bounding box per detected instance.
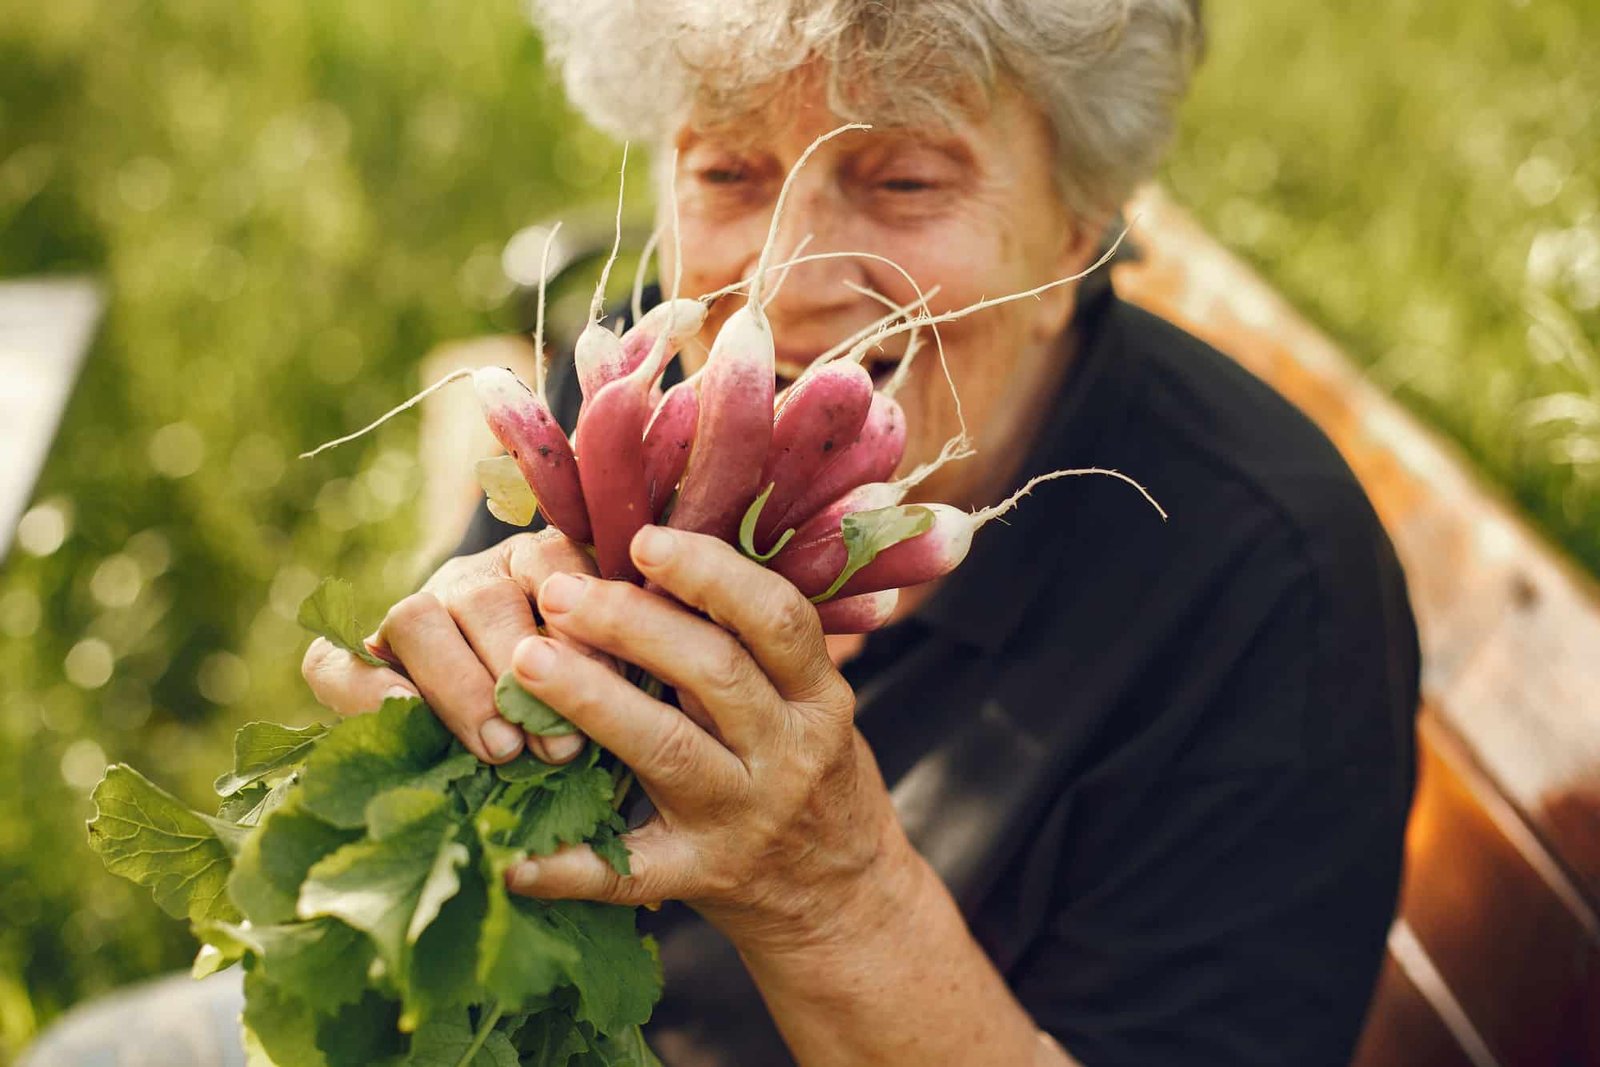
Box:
[735,833,1078,1067]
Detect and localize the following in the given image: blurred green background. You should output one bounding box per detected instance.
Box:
[0,0,1595,1060]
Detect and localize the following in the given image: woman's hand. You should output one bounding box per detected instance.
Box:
[503,523,917,957]
[299,528,601,766]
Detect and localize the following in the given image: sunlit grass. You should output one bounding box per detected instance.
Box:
[0,0,1595,1058]
[1170,0,1600,573]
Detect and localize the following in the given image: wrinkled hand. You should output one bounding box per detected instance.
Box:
[503,524,913,956]
[300,528,601,765]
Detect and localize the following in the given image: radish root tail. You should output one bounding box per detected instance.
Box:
[976,466,1168,525]
[299,368,474,459]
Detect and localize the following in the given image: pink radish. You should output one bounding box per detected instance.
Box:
[775,480,906,565]
[572,297,692,579]
[572,142,634,409]
[642,380,698,519]
[616,299,706,382]
[815,589,899,635]
[572,377,652,582]
[665,306,775,542]
[669,123,867,543]
[773,390,906,535]
[574,325,626,407]
[792,468,1167,601]
[472,368,591,544]
[750,360,874,552]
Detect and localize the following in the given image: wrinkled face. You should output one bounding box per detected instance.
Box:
[657,72,1100,510]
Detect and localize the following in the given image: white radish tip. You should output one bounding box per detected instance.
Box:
[708,305,775,367]
[642,298,708,339]
[471,366,532,411]
[867,587,900,617]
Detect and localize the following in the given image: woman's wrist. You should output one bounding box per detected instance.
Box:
[730,827,1056,1066]
[730,821,938,999]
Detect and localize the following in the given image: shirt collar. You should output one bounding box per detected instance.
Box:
[911,273,1135,654]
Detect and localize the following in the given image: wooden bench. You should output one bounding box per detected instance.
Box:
[418,186,1600,1064]
[1115,187,1600,1067]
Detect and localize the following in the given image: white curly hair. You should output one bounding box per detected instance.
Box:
[528,0,1201,219]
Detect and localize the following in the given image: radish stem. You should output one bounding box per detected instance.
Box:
[631,224,663,328]
[977,466,1168,524]
[747,123,870,313]
[533,221,562,402]
[588,141,630,326]
[299,368,472,459]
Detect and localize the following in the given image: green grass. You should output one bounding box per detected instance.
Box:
[0,0,1595,1059]
[1171,0,1600,572]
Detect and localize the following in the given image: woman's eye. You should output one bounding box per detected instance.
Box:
[878,176,938,193]
[699,166,748,185]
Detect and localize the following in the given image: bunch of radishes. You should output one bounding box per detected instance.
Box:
[308,126,1161,638]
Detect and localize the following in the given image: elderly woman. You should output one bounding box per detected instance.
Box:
[312,2,1417,1065]
[29,2,1416,1066]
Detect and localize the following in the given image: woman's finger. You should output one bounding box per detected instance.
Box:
[630,526,846,710]
[512,633,746,801]
[504,821,695,907]
[534,573,783,757]
[379,591,524,764]
[441,577,585,763]
[300,637,418,717]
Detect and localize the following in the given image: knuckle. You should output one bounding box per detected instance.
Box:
[698,638,751,696]
[384,590,442,631]
[454,575,518,619]
[576,579,627,634]
[300,638,333,683]
[767,588,819,651]
[426,555,470,592]
[646,717,702,782]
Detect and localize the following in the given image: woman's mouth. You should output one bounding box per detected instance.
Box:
[773,352,903,390]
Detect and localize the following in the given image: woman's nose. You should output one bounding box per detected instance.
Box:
[757,183,873,336]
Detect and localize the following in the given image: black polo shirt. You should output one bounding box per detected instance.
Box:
[452,276,1419,1066]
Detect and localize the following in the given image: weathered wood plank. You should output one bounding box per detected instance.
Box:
[1114,187,1600,911]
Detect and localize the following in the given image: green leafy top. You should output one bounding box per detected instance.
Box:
[477,455,540,527]
[297,577,387,667]
[215,722,329,797]
[813,504,934,602]
[87,577,663,1065]
[496,671,577,738]
[737,483,796,562]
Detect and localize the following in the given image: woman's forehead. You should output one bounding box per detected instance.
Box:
[674,57,994,151]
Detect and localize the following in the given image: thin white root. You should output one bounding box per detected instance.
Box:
[631,224,664,327]
[747,123,870,310]
[589,141,630,325]
[825,281,959,438]
[825,284,940,362]
[696,249,919,306]
[299,368,474,459]
[762,233,815,309]
[883,318,923,398]
[844,220,1137,365]
[842,280,915,314]
[669,149,683,306]
[638,149,686,383]
[975,467,1168,525]
[533,221,562,401]
[894,432,976,493]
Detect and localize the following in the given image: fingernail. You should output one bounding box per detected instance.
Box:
[384,684,417,701]
[540,572,585,614]
[633,525,675,566]
[480,717,524,760]
[515,636,557,680]
[541,732,586,761]
[506,860,540,892]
